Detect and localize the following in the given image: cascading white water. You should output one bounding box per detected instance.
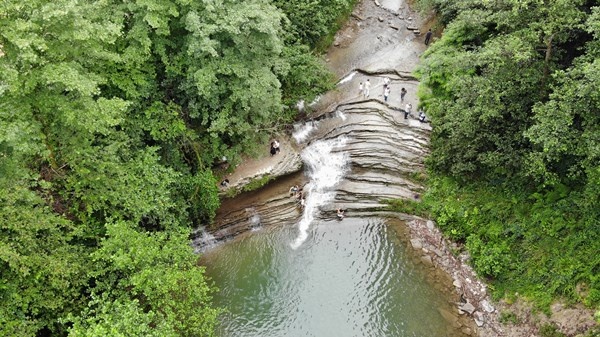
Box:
[335,109,347,121]
[337,70,357,85]
[292,121,317,144]
[290,137,350,249]
[246,207,262,231]
[193,227,218,253]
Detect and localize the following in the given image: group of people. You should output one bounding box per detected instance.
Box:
[289,183,345,219]
[359,79,371,98]
[357,77,428,122]
[360,77,408,104]
[289,184,306,208]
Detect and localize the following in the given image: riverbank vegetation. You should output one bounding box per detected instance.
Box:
[0,0,355,335]
[413,0,600,320]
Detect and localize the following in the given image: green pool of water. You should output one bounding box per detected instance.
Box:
[201,218,459,337]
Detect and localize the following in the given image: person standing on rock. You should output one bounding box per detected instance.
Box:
[384,86,391,102]
[400,87,407,102]
[404,103,412,119]
[424,29,432,45]
[364,79,371,98]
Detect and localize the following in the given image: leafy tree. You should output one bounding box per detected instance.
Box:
[272,0,357,49]
[415,0,600,310]
[0,0,345,334]
[0,170,90,336]
[416,0,588,180]
[72,222,219,337]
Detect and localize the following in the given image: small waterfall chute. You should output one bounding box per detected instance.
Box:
[292,121,317,144]
[247,207,262,231]
[291,137,349,249]
[193,227,218,253]
[337,71,357,85]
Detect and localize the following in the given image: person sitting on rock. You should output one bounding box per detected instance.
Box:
[337,208,345,219]
[289,185,299,196]
[419,110,427,123]
[220,179,230,188]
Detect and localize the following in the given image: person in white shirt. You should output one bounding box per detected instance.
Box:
[363,79,371,98]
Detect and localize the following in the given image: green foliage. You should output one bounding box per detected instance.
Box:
[279,45,336,114]
[68,298,178,337]
[466,235,511,278]
[415,0,600,313]
[272,0,358,49]
[421,177,600,308]
[73,222,219,337]
[539,324,567,337]
[243,174,275,192]
[1,0,347,334]
[0,173,91,336]
[499,310,519,325]
[385,198,429,218]
[416,0,589,181]
[186,170,221,223]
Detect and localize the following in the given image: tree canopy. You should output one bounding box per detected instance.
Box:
[415,0,600,311]
[0,0,350,335]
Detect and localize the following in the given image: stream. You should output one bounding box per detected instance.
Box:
[198,0,477,336]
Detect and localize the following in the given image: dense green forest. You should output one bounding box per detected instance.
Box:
[413,0,600,317]
[0,0,356,336]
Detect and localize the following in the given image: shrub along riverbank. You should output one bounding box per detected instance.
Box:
[400,0,600,328]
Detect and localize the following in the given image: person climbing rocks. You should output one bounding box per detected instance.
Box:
[400,87,407,102]
[424,29,432,45]
[270,140,280,156]
[289,184,299,196]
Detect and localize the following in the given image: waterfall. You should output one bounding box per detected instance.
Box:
[247,207,262,231]
[290,137,350,249]
[193,227,218,253]
[337,71,357,85]
[292,120,317,144]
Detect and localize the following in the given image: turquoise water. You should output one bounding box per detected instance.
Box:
[201,218,458,337]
